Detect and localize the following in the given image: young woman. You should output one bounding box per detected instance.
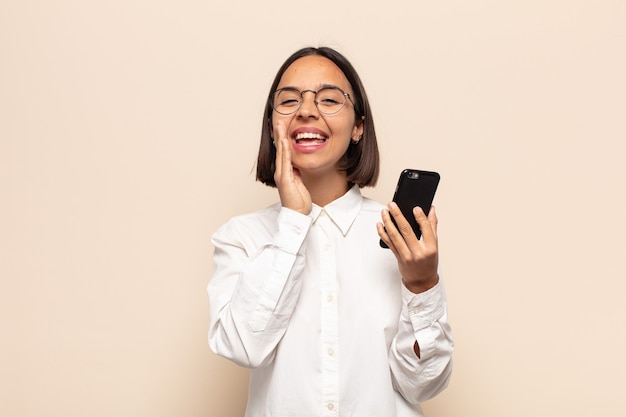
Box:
[208,46,453,417]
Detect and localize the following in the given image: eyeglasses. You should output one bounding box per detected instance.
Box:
[271,86,354,116]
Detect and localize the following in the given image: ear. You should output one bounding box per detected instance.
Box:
[352,116,365,141]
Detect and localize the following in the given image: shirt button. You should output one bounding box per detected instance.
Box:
[327,348,334,356]
[327,402,335,411]
[327,294,334,303]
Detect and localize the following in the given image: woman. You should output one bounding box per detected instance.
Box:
[208,46,453,417]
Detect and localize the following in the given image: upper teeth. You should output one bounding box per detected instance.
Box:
[295,132,326,140]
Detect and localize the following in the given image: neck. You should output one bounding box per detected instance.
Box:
[301,171,350,207]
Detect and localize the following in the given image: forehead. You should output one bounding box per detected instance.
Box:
[278,55,352,93]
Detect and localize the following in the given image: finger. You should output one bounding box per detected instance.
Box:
[273,119,287,142]
[387,202,420,248]
[428,205,438,237]
[273,128,283,180]
[277,126,291,177]
[273,123,289,182]
[413,206,437,244]
[376,221,391,247]
[381,206,412,258]
[377,221,399,254]
[281,136,292,176]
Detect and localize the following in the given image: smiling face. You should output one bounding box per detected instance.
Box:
[272,55,363,182]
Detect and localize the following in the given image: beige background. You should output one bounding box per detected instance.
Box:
[1,1,625,416]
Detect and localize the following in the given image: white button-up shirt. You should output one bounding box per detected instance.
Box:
[208,186,453,417]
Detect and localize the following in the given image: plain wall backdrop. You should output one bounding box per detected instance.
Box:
[1,1,625,416]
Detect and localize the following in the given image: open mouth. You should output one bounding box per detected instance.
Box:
[293,132,328,146]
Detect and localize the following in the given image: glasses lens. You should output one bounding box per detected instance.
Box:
[273,89,301,115]
[316,87,346,114]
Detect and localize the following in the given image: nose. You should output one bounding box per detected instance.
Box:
[297,90,319,118]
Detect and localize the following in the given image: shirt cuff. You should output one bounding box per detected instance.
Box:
[402,281,446,332]
[273,207,312,254]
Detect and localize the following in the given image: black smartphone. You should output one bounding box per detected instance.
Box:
[380,169,440,248]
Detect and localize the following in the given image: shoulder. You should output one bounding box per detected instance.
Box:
[361,195,385,210]
[229,202,281,226]
[348,194,386,234]
[359,195,385,217]
[212,202,281,245]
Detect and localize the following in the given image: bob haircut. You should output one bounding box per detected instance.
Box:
[256,46,379,188]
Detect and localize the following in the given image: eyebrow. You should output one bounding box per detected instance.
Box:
[278,83,343,91]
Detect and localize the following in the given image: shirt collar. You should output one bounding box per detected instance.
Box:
[310,185,363,236]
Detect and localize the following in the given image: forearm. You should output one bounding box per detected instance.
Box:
[208,208,311,368]
[209,244,305,367]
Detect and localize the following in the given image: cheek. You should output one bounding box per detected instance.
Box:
[338,123,359,141]
[327,114,357,136]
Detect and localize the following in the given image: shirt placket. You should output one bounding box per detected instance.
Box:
[317,210,339,417]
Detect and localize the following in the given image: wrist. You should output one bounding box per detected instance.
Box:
[403,275,439,294]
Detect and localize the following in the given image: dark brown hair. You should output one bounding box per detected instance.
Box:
[255,46,379,188]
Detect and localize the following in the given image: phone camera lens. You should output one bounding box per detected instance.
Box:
[409,172,420,179]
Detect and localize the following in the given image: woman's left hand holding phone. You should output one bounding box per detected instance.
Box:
[378,204,439,293]
[273,122,312,215]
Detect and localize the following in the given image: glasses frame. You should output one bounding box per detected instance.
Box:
[271,86,355,116]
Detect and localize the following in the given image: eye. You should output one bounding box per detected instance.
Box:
[319,97,340,105]
[316,88,345,108]
[280,98,299,106]
[275,90,301,108]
